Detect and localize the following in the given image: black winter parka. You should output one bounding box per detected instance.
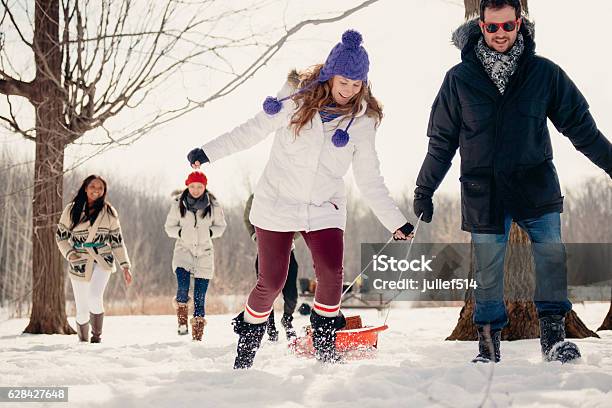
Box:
[415,19,612,233]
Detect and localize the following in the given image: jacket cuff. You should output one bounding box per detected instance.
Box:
[398,222,414,235]
[415,186,434,198]
[65,248,76,260]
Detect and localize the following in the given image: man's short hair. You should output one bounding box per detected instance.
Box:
[480,0,522,21]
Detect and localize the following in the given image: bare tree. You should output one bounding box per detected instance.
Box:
[598,292,612,331]
[0,0,380,334]
[563,177,612,331]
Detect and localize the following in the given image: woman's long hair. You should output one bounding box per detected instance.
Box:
[178,189,216,219]
[69,175,115,230]
[288,65,383,136]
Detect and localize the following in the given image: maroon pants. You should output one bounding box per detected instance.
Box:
[244,227,344,323]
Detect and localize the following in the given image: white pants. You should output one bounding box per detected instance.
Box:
[70,264,111,325]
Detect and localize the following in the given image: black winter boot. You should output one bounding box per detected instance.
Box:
[472,325,501,363]
[232,312,267,369]
[281,313,297,341]
[539,315,581,363]
[310,311,346,363]
[266,310,279,342]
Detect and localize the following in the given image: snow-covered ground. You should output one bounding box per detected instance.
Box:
[1,303,610,408]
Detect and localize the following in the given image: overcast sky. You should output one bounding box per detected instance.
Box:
[3,0,611,206]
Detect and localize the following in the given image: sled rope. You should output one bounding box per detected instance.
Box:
[340,214,423,300]
[383,214,423,326]
[341,234,394,299]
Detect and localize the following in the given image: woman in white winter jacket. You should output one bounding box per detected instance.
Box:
[164,171,226,341]
[187,30,414,368]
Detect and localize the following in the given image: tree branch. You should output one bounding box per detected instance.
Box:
[0,96,36,141]
[87,0,382,147]
[0,0,33,47]
[0,72,34,99]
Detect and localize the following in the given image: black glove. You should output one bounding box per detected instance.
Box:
[178,229,182,238]
[399,222,414,235]
[187,148,209,166]
[413,189,434,223]
[393,222,414,240]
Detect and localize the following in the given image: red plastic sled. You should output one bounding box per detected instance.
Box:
[289,320,388,359]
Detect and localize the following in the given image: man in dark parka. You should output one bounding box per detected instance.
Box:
[413,0,612,363]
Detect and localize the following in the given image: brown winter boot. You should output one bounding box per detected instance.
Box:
[90,312,104,343]
[76,321,89,342]
[191,316,206,341]
[173,297,189,335]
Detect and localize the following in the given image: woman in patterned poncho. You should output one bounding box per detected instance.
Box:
[56,175,132,343]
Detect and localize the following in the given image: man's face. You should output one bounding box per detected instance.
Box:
[480,5,521,53]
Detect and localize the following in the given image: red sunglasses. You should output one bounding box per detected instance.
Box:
[481,20,519,33]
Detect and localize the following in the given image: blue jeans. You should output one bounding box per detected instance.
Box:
[472,212,572,330]
[175,267,210,317]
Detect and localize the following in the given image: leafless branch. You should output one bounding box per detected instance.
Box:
[91,0,381,148]
[0,0,33,47]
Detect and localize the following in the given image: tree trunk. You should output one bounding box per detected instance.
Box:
[23,0,74,335]
[597,288,612,331]
[447,223,598,340]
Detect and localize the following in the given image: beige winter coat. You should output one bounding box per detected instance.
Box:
[56,202,131,282]
[164,193,227,279]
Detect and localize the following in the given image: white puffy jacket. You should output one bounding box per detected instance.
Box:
[164,194,227,279]
[202,82,407,233]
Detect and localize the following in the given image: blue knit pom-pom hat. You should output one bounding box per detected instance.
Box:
[319,30,369,83]
[262,29,369,116]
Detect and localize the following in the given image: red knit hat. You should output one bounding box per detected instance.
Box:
[185,171,208,186]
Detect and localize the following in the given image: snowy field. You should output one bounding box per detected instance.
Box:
[1,303,610,408]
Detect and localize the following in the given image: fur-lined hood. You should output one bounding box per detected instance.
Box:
[451,17,535,52]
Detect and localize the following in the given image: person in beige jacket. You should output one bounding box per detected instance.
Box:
[56,175,132,343]
[164,171,227,341]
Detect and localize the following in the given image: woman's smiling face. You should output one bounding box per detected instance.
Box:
[331,75,363,105]
[85,178,105,203]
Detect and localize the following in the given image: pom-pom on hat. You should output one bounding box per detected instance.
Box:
[185,171,208,186]
[318,30,369,83]
[262,29,369,116]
